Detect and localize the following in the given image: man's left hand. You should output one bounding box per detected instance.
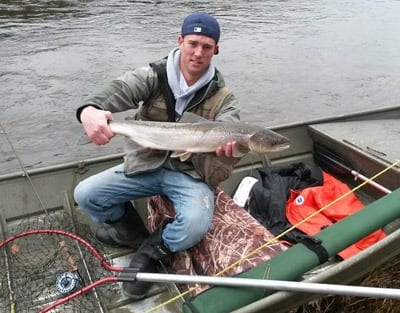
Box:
[216,141,247,158]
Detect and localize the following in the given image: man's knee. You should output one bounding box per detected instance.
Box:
[73,179,100,214]
[166,211,212,251]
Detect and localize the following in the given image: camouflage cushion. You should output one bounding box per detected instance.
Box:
[147,187,288,295]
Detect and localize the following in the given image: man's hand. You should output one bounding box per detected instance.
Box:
[216,141,247,158]
[80,106,115,145]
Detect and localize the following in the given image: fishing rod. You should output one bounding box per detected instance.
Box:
[0,121,48,214]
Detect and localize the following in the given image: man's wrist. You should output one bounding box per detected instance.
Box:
[76,105,101,123]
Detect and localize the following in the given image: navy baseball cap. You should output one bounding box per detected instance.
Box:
[181,12,221,43]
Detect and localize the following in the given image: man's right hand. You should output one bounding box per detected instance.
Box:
[80,106,115,145]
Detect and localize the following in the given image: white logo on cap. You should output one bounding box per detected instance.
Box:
[193,26,202,33]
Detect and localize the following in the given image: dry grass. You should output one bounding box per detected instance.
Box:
[291,255,400,313]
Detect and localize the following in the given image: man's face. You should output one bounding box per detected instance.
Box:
[178,34,219,79]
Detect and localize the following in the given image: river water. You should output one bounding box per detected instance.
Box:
[1,0,399,175]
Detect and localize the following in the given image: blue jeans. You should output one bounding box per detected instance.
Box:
[73,164,214,252]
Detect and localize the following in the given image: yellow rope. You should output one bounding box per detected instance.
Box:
[145,159,400,313]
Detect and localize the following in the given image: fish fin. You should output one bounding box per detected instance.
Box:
[179,112,209,123]
[233,144,250,158]
[171,151,192,161]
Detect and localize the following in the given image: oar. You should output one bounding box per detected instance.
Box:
[130,272,400,300]
[313,143,392,194]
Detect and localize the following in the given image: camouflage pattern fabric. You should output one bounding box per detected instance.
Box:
[147,188,288,296]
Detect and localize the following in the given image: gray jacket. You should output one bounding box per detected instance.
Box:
[76,57,240,186]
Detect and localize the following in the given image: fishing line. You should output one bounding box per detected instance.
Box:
[0,161,397,313]
[0,122,48,214]
[144,159,400,313]
[1,118,397,312]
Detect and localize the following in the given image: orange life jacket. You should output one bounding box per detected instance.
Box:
[286,172,386,259]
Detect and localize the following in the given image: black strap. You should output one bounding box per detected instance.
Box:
[300,237,329,264]
[150,61,176,122]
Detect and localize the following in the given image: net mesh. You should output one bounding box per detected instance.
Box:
[0,210,118,313]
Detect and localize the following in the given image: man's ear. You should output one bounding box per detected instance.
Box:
[214,44,219,55]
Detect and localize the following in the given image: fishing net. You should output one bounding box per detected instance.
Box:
[0,209,120,313]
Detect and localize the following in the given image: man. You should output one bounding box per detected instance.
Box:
[74,12,243,300]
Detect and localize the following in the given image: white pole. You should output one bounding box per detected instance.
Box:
[351,170,392,194]
[135,272,400,300]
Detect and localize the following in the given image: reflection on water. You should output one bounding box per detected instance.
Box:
[0,0,400,174]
